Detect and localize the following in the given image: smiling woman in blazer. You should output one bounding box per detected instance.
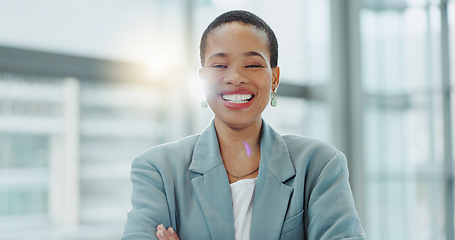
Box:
[121,10,366,240]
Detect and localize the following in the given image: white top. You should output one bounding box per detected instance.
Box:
[230,178,257,240]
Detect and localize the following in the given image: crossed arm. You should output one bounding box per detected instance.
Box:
[155,224,180,240]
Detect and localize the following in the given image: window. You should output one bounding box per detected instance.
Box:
[361,0,454,239]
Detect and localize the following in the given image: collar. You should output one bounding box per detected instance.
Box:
[189,119,295,182]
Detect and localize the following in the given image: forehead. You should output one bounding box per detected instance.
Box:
[210,22,267,38]
[205,22,269,54]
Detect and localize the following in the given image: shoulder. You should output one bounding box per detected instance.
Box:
[134,134,200,169]
[282,135,341,159]
[282,135,346,174]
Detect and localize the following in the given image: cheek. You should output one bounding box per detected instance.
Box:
[200,73,216,92]
[202,78,217,92]
[256,74,273,91]
[201,81,220,102]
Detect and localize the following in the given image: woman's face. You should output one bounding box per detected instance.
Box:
[199,22,280,129]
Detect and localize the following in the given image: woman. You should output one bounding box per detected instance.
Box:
[122,10,365,240]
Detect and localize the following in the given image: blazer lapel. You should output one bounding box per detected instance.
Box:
[250,121,296,240]
[189,121,235,240]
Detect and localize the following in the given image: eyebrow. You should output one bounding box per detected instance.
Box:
[207,51,266,60]
[207,53,226,61]
[244,51,265,60]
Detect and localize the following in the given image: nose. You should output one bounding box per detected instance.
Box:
[223,67,247,86]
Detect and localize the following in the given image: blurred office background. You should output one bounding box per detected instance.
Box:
[0,0,454,239]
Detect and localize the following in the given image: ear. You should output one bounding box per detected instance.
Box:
[199,67,208,84]
[271,66,280,90]
[198,67,209,94]
[199,67,204,79]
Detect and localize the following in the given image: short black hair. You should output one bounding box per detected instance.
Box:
[199,10,278,68]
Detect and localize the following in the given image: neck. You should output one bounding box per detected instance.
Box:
[214,118,262,154]
[214,117,262,182]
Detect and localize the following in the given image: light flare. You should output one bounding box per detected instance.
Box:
[189,73,207,104]
[243,141,252,158]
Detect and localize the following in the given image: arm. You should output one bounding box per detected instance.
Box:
[306,152,366,240]
[121,156,173,240]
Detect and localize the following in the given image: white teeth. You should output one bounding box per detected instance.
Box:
[222,94,253,103]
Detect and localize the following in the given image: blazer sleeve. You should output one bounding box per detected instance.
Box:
[121,156,171,240]
[306,152,366,240]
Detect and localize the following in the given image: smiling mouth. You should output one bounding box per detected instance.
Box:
[221,94,254,104]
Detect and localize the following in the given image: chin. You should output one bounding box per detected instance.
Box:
[215,114,262,129]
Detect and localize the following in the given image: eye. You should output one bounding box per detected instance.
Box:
[245,65,263,68]
[211,64,227,68]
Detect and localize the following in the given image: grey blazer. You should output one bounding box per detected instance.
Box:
[121,120,365,239]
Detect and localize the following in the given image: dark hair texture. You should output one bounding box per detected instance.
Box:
[199,10,278,68]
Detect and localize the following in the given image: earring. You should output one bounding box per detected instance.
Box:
[270,89,277,107]
[201,99,208,108]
